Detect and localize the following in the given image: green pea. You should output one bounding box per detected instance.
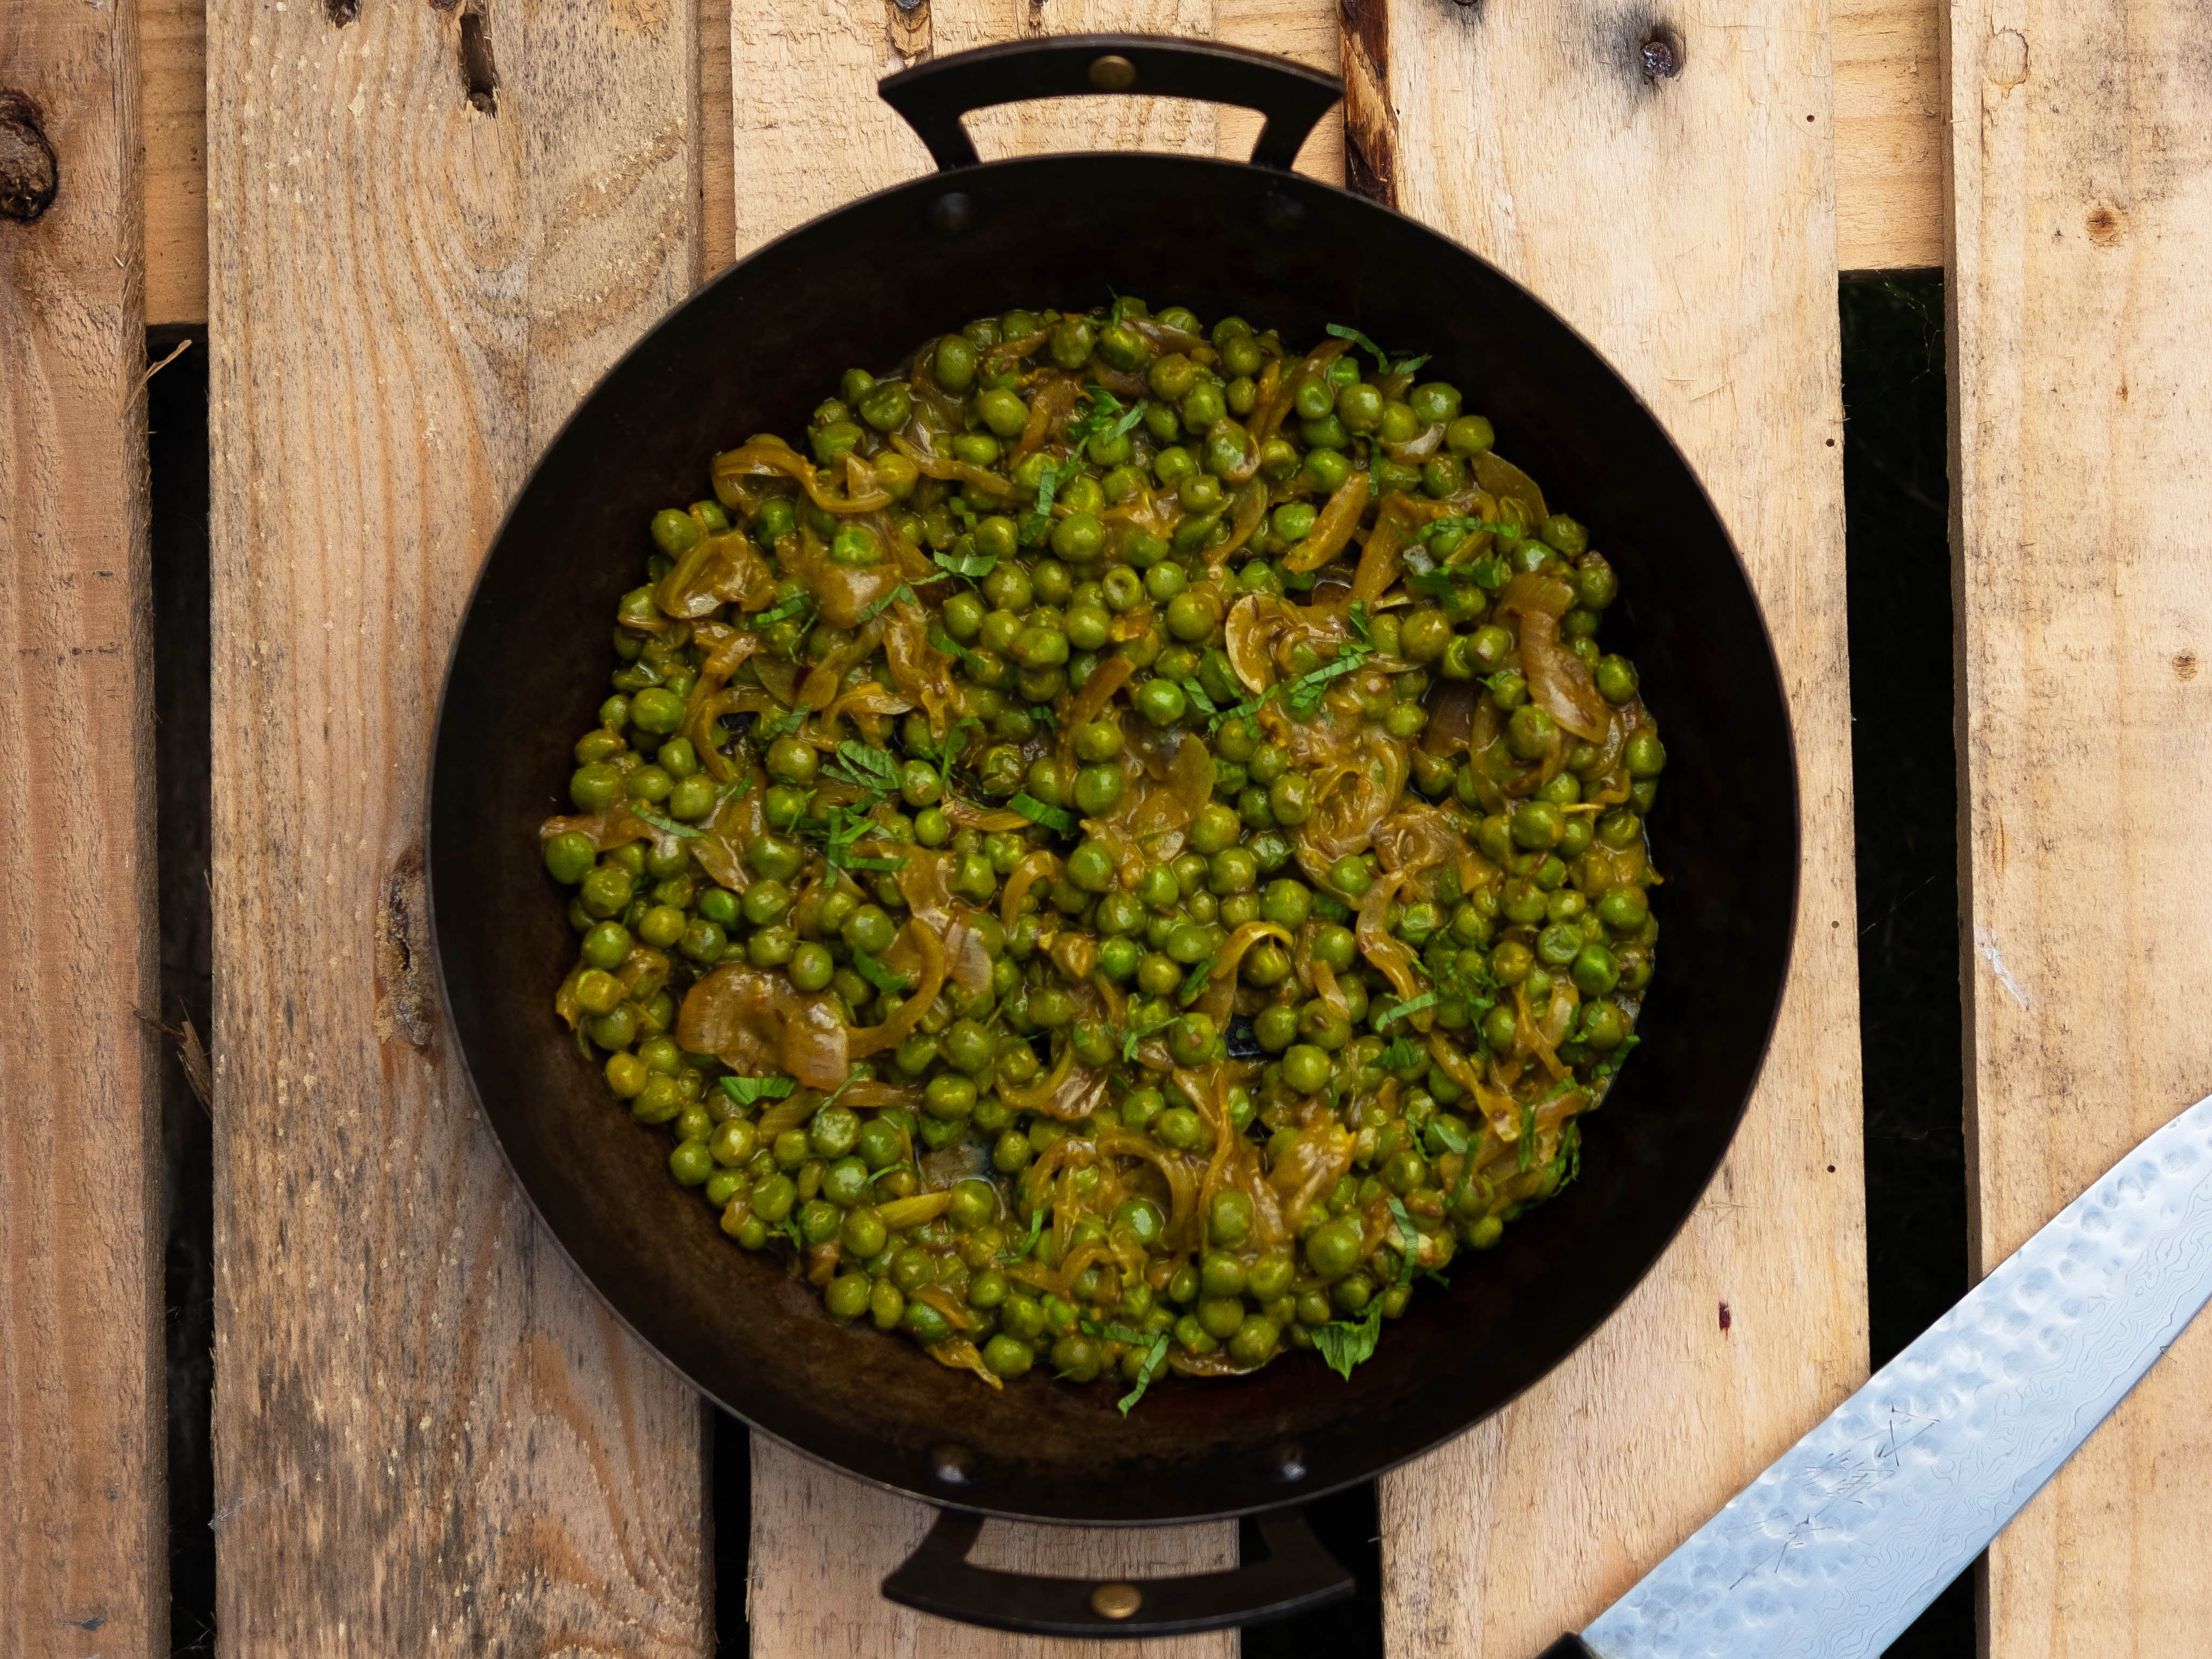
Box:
[1168,1013,1217,1067]
[1155,1107,1206,1151]
[935,335,978,392]
[1305,1215,1363,1280]
[1226,1315,1279,1368]
[1571,943,1622,996]
[1625,733,1667,777]
[982,1333,1034,1378]
[1446,414,1495,455]
[1068,839,1118,893]
[544,832,596,884]
[1135,676,1187,726]
[1304,448,1353,493]
[1281,1043,1332,1095]
[581,921,632,971]
[1051,511,1105,562]
[651,507,702,556]
[1208,1190,1255,1248]
[1510,800,1566,851]
[826,1273,873,1319]
[855,1278,899,1330]
[1582,1001,1629,1050]
[788,942,833,992]
[579,865,633,920]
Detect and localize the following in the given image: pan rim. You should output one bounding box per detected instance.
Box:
[424,145,1806,1527]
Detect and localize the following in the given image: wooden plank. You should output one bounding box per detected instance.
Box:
[1341,3,1869,1655]
[201,0,711,1650]
[1835,0,1942,272]
[729,5,1237,1652]
[1947,3,2212,1653]
[0,0,166,1651]
[142,0,204,328]
[700,0,736,277]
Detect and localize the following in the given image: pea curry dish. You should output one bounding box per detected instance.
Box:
[536,299,1666,1406]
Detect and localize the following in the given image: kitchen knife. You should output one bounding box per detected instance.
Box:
[1539,1088,2212,1659]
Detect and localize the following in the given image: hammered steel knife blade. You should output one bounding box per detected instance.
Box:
[1539,1089,2212,1659]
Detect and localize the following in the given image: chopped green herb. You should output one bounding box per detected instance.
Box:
[1177,955,1218,1006]
[1081,1320,1152,1346]
[1422,1115,1470,1159]
[1117,1333,1171,1415]
[1314,1308,1382,1380]
[928,626,987,672]
[855,582,919,627]
[1179,677,1219,718]
[759,705,808,742]
[830,739,902,794]
[1375,991,1438,1031]
[754,593,814,628]
[1002,1206,1048,1263]
[934,547,997,579]
[1009,793,1076,835]
[1379,1034,1424,1071]
[720,1074,796,1106]
[630,804,703,840]
[850,951,910,995]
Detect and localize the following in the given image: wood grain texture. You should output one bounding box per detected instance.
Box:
[0,0,164,1653]
[142,0,204,327]
[749,1438,1238,1659]
[1835,0,1941,272]
[202,0,711,1650]
[699,0,736,276]
[1346,3,1869,1655]
[728,5,1235,1651]
[136,0,1946,327]
[1214,0,1341,181]
[1947,2,2212,1652]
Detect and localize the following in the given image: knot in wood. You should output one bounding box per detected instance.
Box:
[374,846,435,1051]
[0,92,59,223]
[1638,26,1684,83]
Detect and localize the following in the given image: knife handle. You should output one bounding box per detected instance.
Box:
[1537,1638,1597,1659]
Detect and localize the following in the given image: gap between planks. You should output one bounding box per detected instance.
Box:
[143,0,1942,327]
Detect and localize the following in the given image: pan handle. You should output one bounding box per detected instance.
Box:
[879,1505,1355,1637]
[878,35,1344,173]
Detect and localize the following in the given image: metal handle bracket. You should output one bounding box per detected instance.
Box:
[880,1506,1355,1637]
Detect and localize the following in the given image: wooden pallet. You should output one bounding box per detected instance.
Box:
[5,0,2207,1653]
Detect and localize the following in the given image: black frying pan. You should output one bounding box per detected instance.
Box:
[427,36,1800,1638]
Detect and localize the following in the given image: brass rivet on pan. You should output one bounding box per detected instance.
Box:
[1091,1582,1144,1620]
[1088,54,1137,92]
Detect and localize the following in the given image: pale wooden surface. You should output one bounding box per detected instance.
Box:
[201,0,711,1648]
[149,0,1943,320]
[1835,0,1942,272]
[1,0,165,1652]
[1947,1,2212,1651]
[729,5,1234,1649]
[142,0,204,329]
[1343,1,1870,1655]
